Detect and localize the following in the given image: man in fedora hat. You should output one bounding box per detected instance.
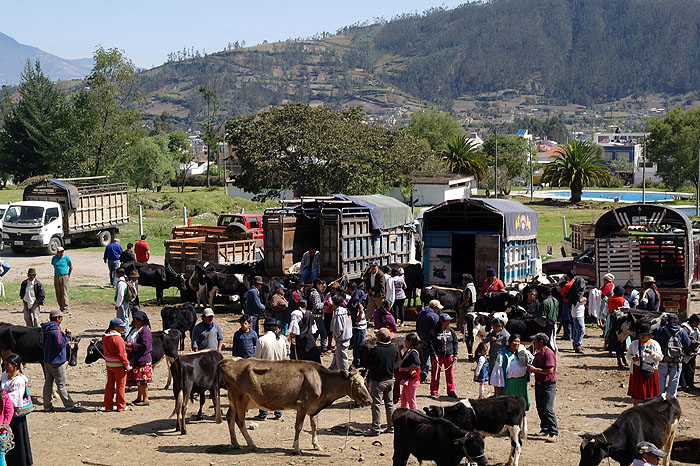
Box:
[20,267,45,327]
[624,280,640,309]
[192,308,224,352]
[639,276,660,312]
[245,276,266,336]
[363,261,385,315]
[51,246,72,313]
[41,309,83,412]
[252,318,287,421]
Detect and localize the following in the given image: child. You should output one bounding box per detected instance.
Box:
[473,342,490,399]
[396,333,421,409]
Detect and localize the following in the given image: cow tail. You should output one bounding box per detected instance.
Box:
[214,361,222,424]
[521,412,528,441]
[169,361,184,419]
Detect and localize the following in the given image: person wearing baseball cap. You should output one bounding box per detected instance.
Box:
[103,317,131,412]
[428,313,458,399]
[527,333,558,442]
[51,246,72,314]
[633,441,666,466]
[41,309,82,412]
[191,308,224,352]
[416,299,442,383]
[20,267,45,327]
[481,267,505,296]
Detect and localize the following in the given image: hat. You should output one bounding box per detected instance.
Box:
[613,285,625,296]
[666,313,679,324]
[643,276,655,283]
[110,317,126,327]
[398,267,404,275]
[253,275,264,285]
[131,310,147,322]
[428,299,444,310]
[439,313,453,322]
[377,328,391,341]
[50,309,67,318]
[624,280,635,288]
[638,323,652,335]
[263,317,279,327]
[486,268,496,277]
[369,261,378,266]
[276,283,287,291]
[492,318,504,327]
[114,238,120,243]
[129,270,139,279]
[636,442,666,458]
[27,268,37,275]
[329,281,339,289]
[531,332,550,344]
[296,280,305,287]
[202,307,215,317]
[57,246,65,252]
[603,273,615,282]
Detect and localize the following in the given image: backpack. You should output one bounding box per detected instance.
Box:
[125,282,137,303]
[663,328,683,363]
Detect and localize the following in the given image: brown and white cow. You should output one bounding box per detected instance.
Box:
[215,358,370,454]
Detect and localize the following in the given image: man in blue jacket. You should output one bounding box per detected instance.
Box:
[416,299,442,383]
[655,313,692,398]
[347,282,368,368]
[103,238,123,287]
[245,276,265,336]
[41,309,82,412]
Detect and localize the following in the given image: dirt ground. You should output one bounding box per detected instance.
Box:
[0,250,699,466]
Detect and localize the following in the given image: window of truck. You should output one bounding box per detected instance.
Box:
[5,206,44,224]
[248,217,259,229]
[44,207,59,224]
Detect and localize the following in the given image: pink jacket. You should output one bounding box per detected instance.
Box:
[0,393,14,425]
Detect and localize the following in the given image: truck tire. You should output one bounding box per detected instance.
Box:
[10,245,25,254]
[45,237,62,255]
[96,230,112,247]
[226,222,250,239]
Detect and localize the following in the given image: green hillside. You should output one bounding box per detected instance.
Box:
[135,0,700,126]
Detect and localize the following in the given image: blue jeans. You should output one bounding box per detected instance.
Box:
[534,382,558,435]
[420,343,432,383]
[247,313,260,337]
[301,267,318,285]
[658,361,682,398]
[560,303,572,340]
[351,328,366,368]
[117,301,131,335]
[314,315,327,351]
[572,317,585,350]
[107,259,120,286]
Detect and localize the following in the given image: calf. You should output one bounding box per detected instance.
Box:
[161,304,197,350]
[121,261,187,304]
[464,311,509,359]
[356,335,407,369]
[170,350,224,434]
[84,329,180,388]
[425,396,527,466]
[579,395,681,466]
[388,263,423,307]
[392,408,486,466]
[0,324,80,366]
[475,291,522,313]
[202,271,249,308]
[506,316,556,351]
[421,286,463,311]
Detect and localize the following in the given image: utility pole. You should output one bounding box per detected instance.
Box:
[529,139,534,202]
[494,134,498,199]
[697,139,700,216]
[642,137,646,204]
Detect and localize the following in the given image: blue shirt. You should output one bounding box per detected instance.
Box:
[41,320,70,364]
[103,242,123,261]
[416,307,439,345]
[245,287,265,315]
[51,254,72,275]
[232,328,258,358]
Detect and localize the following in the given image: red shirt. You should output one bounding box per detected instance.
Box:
[532,347,556,383]
[608,296,627,313]
[134,240,150,262]
[561,280,573,303]
[481,278,505,295]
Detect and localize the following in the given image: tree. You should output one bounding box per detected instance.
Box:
[646,107,700,190]
[542,140,611,203]
[71,46,141,176]
[199,84,221,188]
[481,134,529,195]
[0,60,73,181]
[441,135,486,180]
[226,103,433,198]
[407,109,464,151]
[120,134,175,191]
[168,130,194,192]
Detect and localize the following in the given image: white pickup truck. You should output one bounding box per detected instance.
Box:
[2,177,129,255]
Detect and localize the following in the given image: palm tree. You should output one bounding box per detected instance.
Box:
[542,140,611,203]
[441,135,486,180]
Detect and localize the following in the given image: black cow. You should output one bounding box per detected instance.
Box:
[170,350,224,434]
[186,261,258,307]
[579,395,681,466]
[506,316,556,348]
[202,271,250,309]
[420,286,463,311]
[161,304,198,350]
[84,329,181,388]
[121,261,188,304]
[464,311,509,359]
[607,309,669,368]
[425,396,527,466]
[392,408,486,466]
[388,263,424,307]
[475,291,523,313]
[0,324,80,366]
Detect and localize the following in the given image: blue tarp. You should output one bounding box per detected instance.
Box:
[332,194,413,231]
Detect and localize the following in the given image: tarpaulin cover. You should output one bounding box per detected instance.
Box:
[24,178,80,210]
[332,194,413,231]
[595,204,692,238]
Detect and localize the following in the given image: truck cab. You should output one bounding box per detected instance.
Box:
[2,201,64,254]
[542,247,596,282]
[218,213,264,243]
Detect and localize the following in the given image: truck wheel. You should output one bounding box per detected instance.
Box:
[226,222,249,239]
[45,237,62,255]
[10,245,25,254]
[96,230,112,247]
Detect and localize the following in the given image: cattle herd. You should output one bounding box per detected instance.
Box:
[1,256,697,466]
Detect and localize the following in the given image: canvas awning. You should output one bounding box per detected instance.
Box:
[332,194,413,231]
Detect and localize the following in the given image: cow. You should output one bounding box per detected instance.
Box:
[392,408,487,466]
[505,316,556,348]
[355,335,407,370]
[421,286,463,314]
[84,329,181,389]
[170,350,224,434]
[424,396,527,466]
[579,394,681,466]
[202,271,249,309]
[388,263,423,307]
[0,324,80,366]
[607,309,669,368]
[187,261,256,307]
[121,261,188,304]
[161,304,197,350]
[215,358,371,454]
[464,311,509,359]
[671,436,700,464]
[475,291,523,314]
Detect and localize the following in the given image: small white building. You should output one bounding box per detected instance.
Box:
[387,174,476,207]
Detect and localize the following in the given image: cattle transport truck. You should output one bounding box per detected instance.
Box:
[2,177,129,255]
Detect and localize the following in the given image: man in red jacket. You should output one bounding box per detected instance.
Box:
[134,235,150,263]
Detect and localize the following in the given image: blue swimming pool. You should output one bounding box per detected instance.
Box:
[545,190,692,202]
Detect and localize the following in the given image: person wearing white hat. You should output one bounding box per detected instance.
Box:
[51,246,72,313]
[638,276,660,312]
[191,308,224,352]
[416,299,443,383]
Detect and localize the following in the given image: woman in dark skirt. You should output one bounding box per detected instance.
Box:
[1,353,33,466]
[626,324,663,405]
[289,299,322,363]
[126,310,153,406]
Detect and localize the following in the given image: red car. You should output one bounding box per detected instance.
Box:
[542,247,596,282]
[219,213,264,244]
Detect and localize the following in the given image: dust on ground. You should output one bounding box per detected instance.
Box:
[0,250,698,466]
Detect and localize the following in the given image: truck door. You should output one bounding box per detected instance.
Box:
[320,213,340,279]
[263,214,295,275]
[474,234,500,284]
[596,235,642,287]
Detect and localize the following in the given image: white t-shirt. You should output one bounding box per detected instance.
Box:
[572,301,586,319]
[23,278,36,305]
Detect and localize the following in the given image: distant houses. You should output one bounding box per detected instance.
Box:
[593,130,659,184]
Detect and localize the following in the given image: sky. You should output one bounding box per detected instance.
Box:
[1,1,465,68]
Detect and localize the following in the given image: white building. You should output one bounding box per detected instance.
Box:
[593,131,659,185]
[387,174,476,207]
